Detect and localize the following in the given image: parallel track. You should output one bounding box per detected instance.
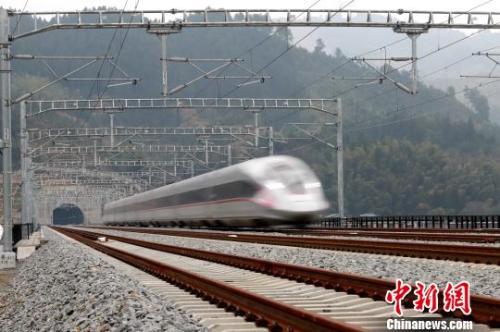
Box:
[281,229,500,243]
[52,226,362,332]
[313,228,500,234]
[71,227,500,327]
[91,226,500,265]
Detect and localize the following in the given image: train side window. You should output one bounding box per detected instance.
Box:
[212,181,258,200]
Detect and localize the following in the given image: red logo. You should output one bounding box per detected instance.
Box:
[413,281,439,313]
[385,279,412,316]
[385,280,471,316]
[443,281,471,315]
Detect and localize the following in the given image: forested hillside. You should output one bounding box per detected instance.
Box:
[6,9,500,215]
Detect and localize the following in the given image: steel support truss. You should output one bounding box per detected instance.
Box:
[36,159,196,168]
[35,178,152,186]
[28,126,265,141]
[31,144,229,156]
[9,9,500,41]
[25,98,337,117]
[34,170,190,183]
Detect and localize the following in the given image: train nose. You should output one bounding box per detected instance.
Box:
[285,197,329,212]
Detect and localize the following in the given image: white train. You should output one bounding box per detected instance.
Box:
[102,156,329,227]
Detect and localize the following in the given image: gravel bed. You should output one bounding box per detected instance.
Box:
[0,229,206,332]
[94,228,500,298]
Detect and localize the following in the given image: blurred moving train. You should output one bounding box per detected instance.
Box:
[102,156,329,227]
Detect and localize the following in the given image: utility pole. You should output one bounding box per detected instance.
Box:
[29,168,36,231]
[393,27,428,95]
[268,127,274,155]
[20,101,31,238]
[147,25,180,96]
[253,111,260,148]
[0,9,13,253]
[336,98,344,218]
[204,138,209,164]
[173,154,177,178]
[409,33,419,95]
[93,139,98,165]
[109,113,115,147]
[161,34,168,96]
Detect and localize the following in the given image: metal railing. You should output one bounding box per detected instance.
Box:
[318,215,500,229]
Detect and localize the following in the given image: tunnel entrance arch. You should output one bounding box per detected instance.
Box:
[52,203,84,225]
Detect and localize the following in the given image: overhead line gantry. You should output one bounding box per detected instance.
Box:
[8,9,500,39]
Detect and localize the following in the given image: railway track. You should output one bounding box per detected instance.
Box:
[90,226,500,265]
[312,228,500,234]
[281,229,500,243]
[53,226,500,330]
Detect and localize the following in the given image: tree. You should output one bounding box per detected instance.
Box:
[314,38,326,54]
[447,86,455,96]
[465,87,490,122]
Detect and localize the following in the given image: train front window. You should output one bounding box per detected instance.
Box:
[269,164,306,194]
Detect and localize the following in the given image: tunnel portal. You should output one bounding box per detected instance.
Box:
[52,204,84,225]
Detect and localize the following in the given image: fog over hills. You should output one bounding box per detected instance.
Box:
[293,26,500,123]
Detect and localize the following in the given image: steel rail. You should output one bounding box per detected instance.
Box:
[94,226,500,265]
[70,226,500,327]
[282,229,500,243]
[311,227,500,234]
[51,226,361,332]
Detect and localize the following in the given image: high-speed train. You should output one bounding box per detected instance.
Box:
[102,155,329,227]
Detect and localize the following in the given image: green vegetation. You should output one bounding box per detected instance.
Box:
[7,10,500,215]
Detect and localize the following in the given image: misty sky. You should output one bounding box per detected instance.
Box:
[3,0,500,12]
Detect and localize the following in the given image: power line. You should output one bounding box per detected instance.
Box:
[332,30,488,100]
[290,37,408,97]
[79,0,140,128]
[221,0,356,98]
[191,0,324,98]
[316,1,500,107]
[279,76,500,154]
[270,38,412,131]
[211,0,358,137]
[98,0,140,99]
[331,0,498,101]
[268,34,414,128]
[346,54,500,132]
[233,0,323,60]
[422,44,500,79]
[86,0,131,100]
[348,41,500,109]
[12,0,29,35]
[345,78,500,133]
[279,0,500,155]
[192,0,497,156]
[269,37,409,130]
